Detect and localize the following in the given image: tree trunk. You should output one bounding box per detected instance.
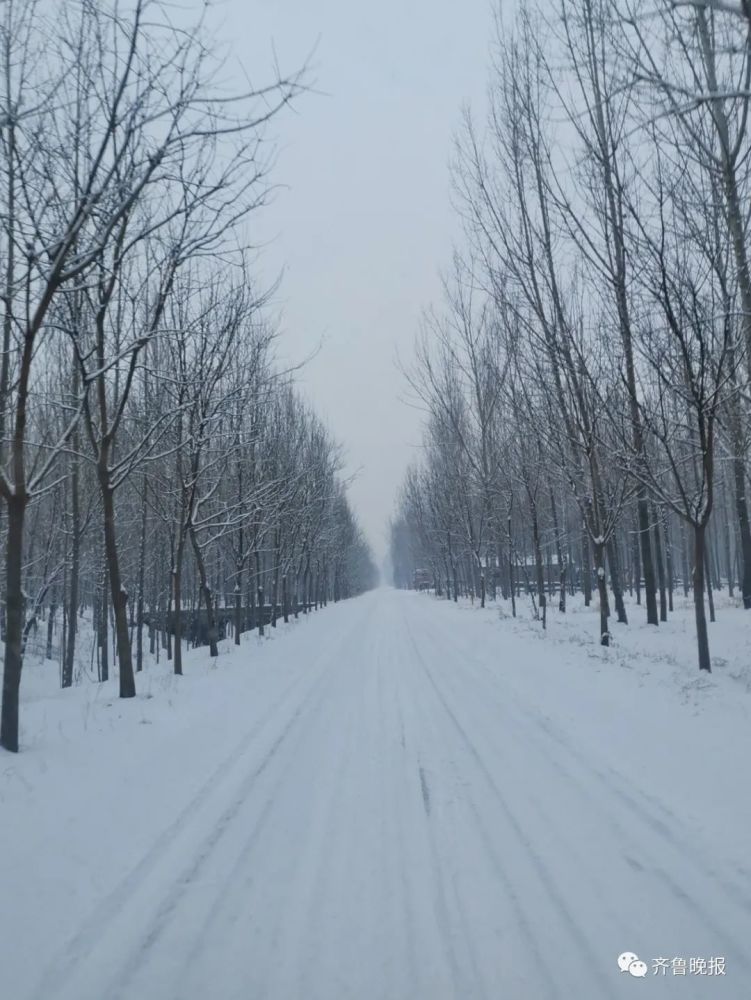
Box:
[607,537,628,624]
[594,541,609,646]
[46,602,56,660]
[1,495,28,751]
[662,508,674,613]
[581,525,592,606]
[721,478,733,597]
[550,489,566,613]
[172,551,184,675]
[531,500,546,628]
[234,578,242,646]
[271,546,279,628]
[63,513,79,689]
[692,524,711,672]
[681,519,690,597]
[632,513,641,606]
[705,537,716,624]
[136,479,147,672]
[302,554,310,616]
[638,494,659,625]
[100,548,109,683]
[732,448,751,608]
[257,549,265,634]
[101,479,136,697]
[190,526,218,656]
[250,578,257,630]
[63,406,81,689]
[164,587,172,661]
[652,505,667,622]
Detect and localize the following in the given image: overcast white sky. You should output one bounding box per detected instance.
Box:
[214,0,491,559]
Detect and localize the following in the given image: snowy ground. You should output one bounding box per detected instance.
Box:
[2,587,750,999]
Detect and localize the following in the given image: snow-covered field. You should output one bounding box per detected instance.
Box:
[2,587,749,999]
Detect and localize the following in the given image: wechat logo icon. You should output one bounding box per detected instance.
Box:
[618,952,648,978]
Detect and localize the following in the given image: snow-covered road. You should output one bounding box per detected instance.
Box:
[8,588,751,999]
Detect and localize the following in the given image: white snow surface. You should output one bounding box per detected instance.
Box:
[2,587,750,999]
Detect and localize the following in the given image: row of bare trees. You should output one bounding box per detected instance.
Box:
[0,0,376,752]
[392,0,751,673]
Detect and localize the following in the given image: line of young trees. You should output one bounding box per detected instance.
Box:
[0,0,376,753]
[391,0,751,673]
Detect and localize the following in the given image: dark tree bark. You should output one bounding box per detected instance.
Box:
[693,525,711,672]
[594,541,609,646]
[732,447,751,608]
[1,496,27,751]
[100,475,135,696]
[234,579,242,646]
[550,489,566,612]
[100,549,109,684]
[530,498,546,628]
[705,537,716,624]
[662,508,674,613]
[652,504,667,623]
[191,531,219,656]
[257,549,265,635]
[581,525,592,607]
[271,532,280,628]
[680,520,690,597]
[631,511,641,605]
[136,476,147,672]
[63,406,81,688]
[607,537,628,624]
[46,603,56,660]
[172,543,185,675]
[721,478,733,597]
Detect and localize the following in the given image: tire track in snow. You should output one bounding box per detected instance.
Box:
[107,631,365,1000]
[376,630,423,999]
[389,618,473,1000]
[408,596,751,993]
[427,613,751,970]
[490,650,751,911]
[169,650,361,1000]
[34,603,373,1000]
[419,636,645,952]
[248,622,396,1000]
[35,652,321,993]
[402,612,620,1000]
[394,611,497,1000]
[502,688,751,956]
[418,765,431,816]
[401,613,570,1000]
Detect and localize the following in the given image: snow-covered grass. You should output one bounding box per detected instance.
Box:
[477,586,751,699]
